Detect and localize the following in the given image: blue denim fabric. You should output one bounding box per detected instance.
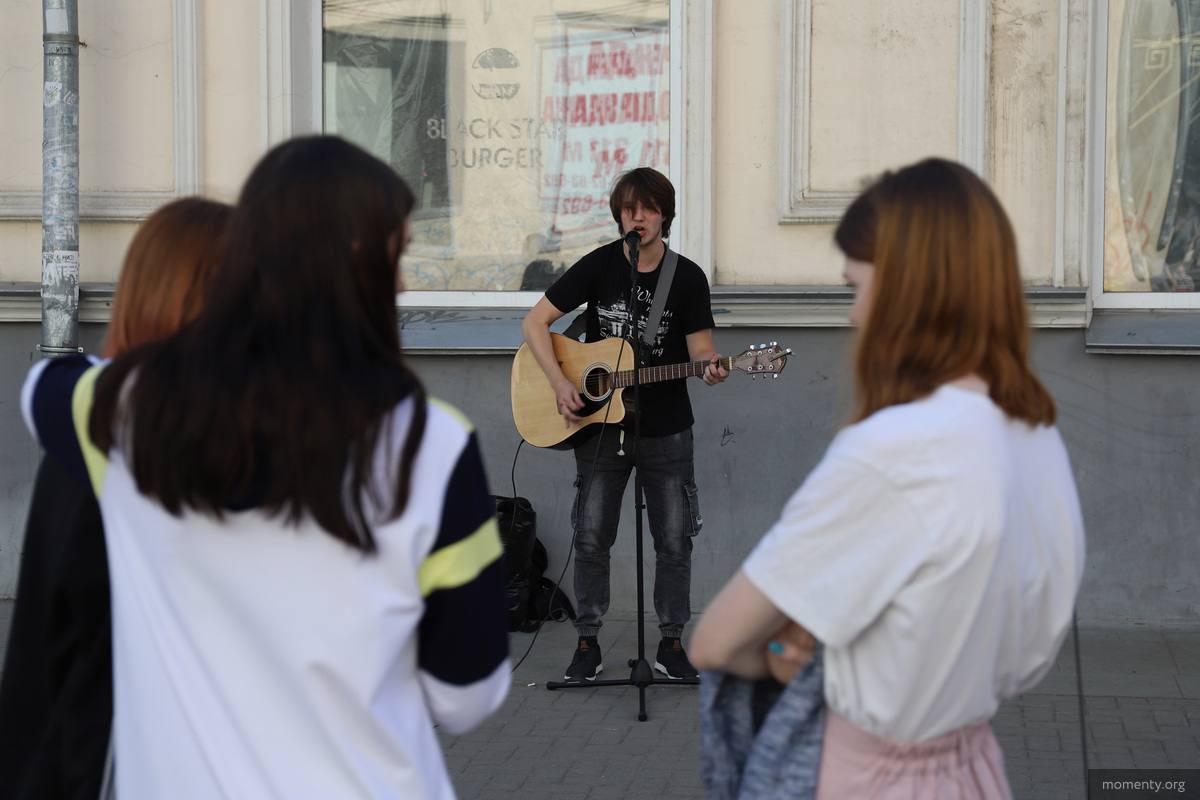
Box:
[571,426,702,638]
[698,649,825,800]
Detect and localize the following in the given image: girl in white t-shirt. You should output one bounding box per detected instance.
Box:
[691,158,1085,799]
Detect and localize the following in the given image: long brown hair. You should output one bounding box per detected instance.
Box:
[91,136,425,553]
[834,158,1056,426]
[104,198,231,358]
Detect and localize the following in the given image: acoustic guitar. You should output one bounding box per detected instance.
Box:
[511,333,790,448]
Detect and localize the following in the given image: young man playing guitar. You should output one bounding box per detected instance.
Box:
[520,167,728,682]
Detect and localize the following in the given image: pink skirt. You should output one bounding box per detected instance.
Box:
[813,711,1012,800]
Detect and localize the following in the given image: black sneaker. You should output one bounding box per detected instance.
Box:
[564,636,603,682]
[654,637,698,680]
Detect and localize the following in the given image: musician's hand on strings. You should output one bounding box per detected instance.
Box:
[702,353,729,386]
[553,379,584,426]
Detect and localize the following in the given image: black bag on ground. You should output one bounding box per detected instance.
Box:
[492,496,575,632]
[525,539,575,631]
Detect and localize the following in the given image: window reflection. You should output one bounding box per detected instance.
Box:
[1108,0,1200,292]
[323,1,671,292]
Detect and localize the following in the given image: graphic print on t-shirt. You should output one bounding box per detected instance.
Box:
[594,287,672,360]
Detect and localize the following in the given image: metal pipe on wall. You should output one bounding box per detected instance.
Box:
[40,0,81,359]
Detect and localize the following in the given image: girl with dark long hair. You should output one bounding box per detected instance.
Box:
[22,136,509,799]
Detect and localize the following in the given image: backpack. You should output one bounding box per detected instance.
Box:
[492,496,575,632]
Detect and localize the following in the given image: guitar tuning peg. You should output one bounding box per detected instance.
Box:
[769,341,777,347]
[772,374,778,379]
[758,342,767,349]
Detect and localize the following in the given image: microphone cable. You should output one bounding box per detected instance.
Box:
[508,328,628,675]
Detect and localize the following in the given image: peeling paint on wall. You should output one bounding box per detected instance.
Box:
[991,0,1060,283]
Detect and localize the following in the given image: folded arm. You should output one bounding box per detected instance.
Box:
[690,569,795,679]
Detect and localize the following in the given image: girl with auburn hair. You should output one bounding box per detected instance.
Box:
[102,197,230,358]
[21,136,510,800]
[1,196,230,800]
[692,158,1085,799]
[838,157,1057,427]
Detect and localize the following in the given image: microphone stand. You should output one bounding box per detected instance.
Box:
[546,231,698,721]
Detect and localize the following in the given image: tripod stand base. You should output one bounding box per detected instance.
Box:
[547,658,699,721]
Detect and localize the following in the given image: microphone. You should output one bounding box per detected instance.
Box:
[625,229,640,268]
[623,229,641,341]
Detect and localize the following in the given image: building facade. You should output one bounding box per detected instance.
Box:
[1,0,1197,622]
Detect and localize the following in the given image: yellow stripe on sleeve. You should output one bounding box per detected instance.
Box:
[429,397,474,433]
[71,364,108,497]
[418,517,503,598]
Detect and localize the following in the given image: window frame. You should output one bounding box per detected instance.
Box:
[1089,1,1200,313]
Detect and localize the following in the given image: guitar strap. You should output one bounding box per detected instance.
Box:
[642,246,678,348]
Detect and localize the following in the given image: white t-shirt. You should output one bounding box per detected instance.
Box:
[744,385,1085,742]
[22,357,511,799]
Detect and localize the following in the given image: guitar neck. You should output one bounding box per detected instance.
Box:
[612,357,732,388]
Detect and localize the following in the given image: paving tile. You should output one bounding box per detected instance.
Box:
[1164,628,1200,675]
[1025,670,1080,695]
[1085,672,1182,698]
[1177,676,1200,699]
[1025,735,1063,752]
[1028,765,1075,786]
[1081,695,1120,709]
[1088,722,1129,741]
[1006,771,1034,791]
[1162,739,1200,764]
[996,738,1027,756]
[1079,626,1171,671]
[1022,719,1078,731]
[1022,706,1057,723]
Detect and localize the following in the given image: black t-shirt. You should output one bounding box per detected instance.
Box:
[545,240,716,437]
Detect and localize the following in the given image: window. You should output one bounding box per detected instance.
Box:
[322,1,673,294]
[1100,0,1200,308]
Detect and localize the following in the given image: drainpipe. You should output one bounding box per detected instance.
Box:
[40,0,81,359]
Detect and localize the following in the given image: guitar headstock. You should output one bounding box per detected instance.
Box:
[728,342,791,378]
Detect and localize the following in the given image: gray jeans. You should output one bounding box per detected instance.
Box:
[571,426,702,639]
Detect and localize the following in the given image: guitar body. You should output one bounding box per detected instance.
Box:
[512,334,790,449]
[511,335,631,449]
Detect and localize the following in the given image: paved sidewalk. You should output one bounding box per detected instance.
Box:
[440,619,704,800]
[2,601,1197,799]
[440,617,1200,800]
[995,622,1200,800]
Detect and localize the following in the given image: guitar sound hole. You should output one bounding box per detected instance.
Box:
[582,368,613,401]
